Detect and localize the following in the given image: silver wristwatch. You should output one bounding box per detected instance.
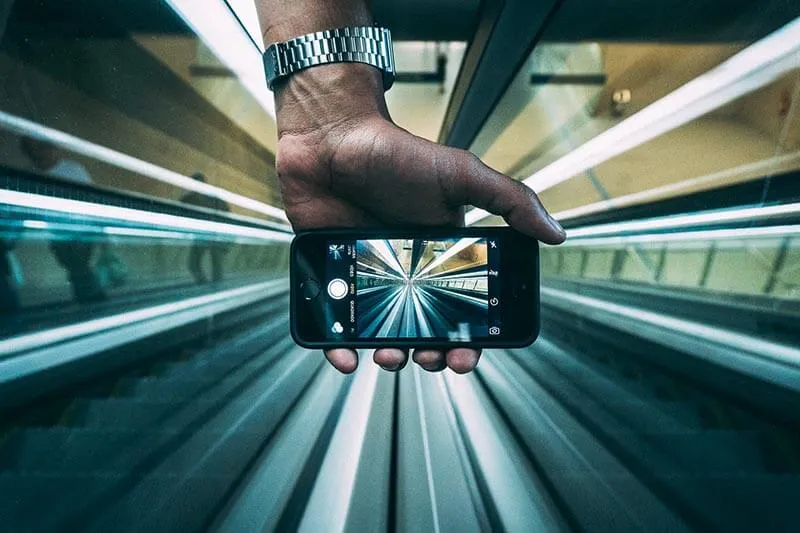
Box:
[263,26,395,91]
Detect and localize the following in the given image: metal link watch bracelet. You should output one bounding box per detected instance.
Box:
[263,26,396,91]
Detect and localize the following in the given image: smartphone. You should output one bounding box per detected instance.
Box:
[290,227,539,349]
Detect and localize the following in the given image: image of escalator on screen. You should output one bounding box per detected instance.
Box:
[356,238,489,339]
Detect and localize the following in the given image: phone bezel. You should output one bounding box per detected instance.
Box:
[290,227,540,349]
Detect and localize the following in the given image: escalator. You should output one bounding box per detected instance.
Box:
[2,0,800,529]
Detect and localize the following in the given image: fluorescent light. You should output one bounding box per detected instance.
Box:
[415,238,481,278]
[225,0,266,51]
[22,221,193,241]
[559,224,800,247]
[567,202,800,239]
[6,219,197,242]
[21,220,49,230]
[550,151,800,222]
[467,16,800,225]
[1,189,292,243]
[164,0,275,118]
[103,226,202,241]
[0,110,289,224]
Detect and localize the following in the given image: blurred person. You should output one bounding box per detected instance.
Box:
[0,0,14,44]
[255,0,566,374]
[20,137,106,303]
[180,173,231,284]
[20,137,92,185]
[0,238,21,315]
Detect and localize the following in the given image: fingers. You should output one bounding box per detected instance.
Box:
[413,349,447,372]
[412,348,482,373]
[325,347,482,373]
[445,348,482,374]
[324,348,359,374]
[374,348,409,371]
[452,151,566,244]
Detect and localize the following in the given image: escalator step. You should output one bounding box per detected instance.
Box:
[604,430,765,474]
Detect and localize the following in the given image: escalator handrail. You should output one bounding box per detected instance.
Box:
[0,109,289,225]
[563,201,800,241]
[0,278,289,385]
[542,286,800,393]
[2,187,293,243]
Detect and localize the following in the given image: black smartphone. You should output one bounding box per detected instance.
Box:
[290,227,540,349]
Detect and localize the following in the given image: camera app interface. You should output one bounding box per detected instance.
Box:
[325,238,502,341]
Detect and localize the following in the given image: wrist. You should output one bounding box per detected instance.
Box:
[275,62,389,140]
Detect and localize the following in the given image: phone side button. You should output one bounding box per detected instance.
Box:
[301,278,321,300]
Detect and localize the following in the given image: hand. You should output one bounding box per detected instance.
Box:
[275,63,565,374]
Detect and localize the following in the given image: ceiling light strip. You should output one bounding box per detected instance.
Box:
[524,17,800,193]
[164,0,275,117]
[550,151,800,222]
[466,16,800,226]
[0,110,289,224]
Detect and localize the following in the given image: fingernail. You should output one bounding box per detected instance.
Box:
[381,363,401,372]
[547,213,566,237]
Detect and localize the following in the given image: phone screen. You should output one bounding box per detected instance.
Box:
[323,237,502,342]
[292,228,538,348]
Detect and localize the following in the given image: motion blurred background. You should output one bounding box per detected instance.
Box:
[1,0,799,531]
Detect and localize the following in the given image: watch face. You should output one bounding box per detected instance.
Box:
[263,45,280,88]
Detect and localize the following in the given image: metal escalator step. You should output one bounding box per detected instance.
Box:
[534,341,705,422]
[120,351,284,402]
[604,399,703,431]
[0,428,74,471]
[76,397,214,428]
[518,354,701,433]
[538,340,676,401]
[0,472,127,531]
[654,474,800,530]
[163,321,290,368]
[3,428,164,472]
[481,355,689,531]
[76,397,271,429]
[5,344,283,472]
[605,430,765,474]
[2,351,310,530]
[211,368,346,533]
[86,353,320,533]
[7,409,302,474]
[36,349,293,471]
[114,327,288,390]
[123,377,233,401]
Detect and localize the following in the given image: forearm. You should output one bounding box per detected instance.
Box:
[257,0,373,45]
[255,0,388,138]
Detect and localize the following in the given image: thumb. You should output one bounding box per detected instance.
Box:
[451,151,566,244]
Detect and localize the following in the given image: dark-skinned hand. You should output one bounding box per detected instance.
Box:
[275,63,565,374]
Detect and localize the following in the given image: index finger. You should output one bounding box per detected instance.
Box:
[451,151,566,244]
